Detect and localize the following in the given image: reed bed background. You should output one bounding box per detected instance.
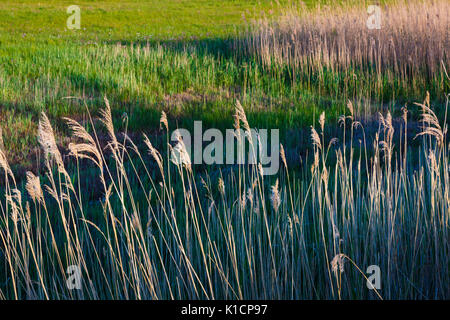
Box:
[238,0,449,117]
[0,92,448,299]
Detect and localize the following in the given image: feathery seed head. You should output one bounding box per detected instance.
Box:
[319,111,325,132]
[280,144,287,169]
[270,179,281,213]
[311,126,322,149]
[160,111,168,131]
[26,172,43,204]
[218,178,225,195]
[38,112,64,170]
[331,253,346,276]
[143,134,164,174]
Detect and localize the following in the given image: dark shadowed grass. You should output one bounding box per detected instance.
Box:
[1,38,446,176]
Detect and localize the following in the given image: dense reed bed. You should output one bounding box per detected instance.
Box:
[0,92,448,299]
[238,0,449,116]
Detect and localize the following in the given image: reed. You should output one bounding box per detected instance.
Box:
[0,92,448,299]
[237,0,449,116]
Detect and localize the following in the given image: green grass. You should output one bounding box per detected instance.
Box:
[0,0,396,43]
[0,0,286,43]
[0,0,445,173]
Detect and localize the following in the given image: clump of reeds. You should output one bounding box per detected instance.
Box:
[237,0,448,115]
[241,0,448,75]
[0,93,448,300]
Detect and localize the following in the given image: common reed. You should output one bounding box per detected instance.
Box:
[237,0,449,115]
[241,0,448,74]
[0,92,448,299]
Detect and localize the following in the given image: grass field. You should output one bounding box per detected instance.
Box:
[0,0,448,300]
[1,0,435,173]
[0,0,396,42]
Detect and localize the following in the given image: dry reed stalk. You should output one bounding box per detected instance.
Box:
[38,112,64,171]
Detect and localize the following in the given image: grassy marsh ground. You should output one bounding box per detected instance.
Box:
[2,0,439,174]
[0,0,448,300]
